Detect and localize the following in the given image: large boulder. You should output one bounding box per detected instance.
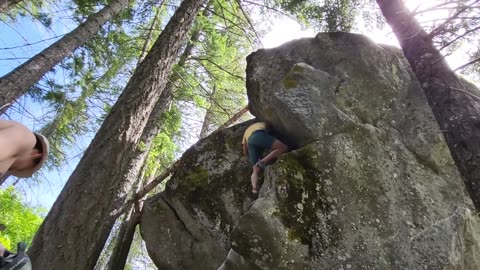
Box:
[140,121,256,269]
[141,32,480,269]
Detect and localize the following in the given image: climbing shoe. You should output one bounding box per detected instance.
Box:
[0,242,32,270]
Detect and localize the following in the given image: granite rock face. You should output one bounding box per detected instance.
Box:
[141,33,480,270]
[140,121,257,269]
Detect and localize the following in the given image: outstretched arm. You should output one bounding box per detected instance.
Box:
[0,120,34,163]
[0,120,18,163]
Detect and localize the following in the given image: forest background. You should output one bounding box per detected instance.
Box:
[1,0,480,269]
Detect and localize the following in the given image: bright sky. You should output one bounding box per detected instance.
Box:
[0,1,478,210]
[0,11,85,209]
[261,17,316,48]
[261,1,477,84]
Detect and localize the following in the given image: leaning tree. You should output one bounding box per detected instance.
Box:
[0,0,130,111]
[27,0,207,269]
[377,0,480,209]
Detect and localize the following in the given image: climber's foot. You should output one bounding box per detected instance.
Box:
[255,160,266,169]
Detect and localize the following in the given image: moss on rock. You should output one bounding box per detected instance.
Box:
[282,65,303,89]
[275,145,340,256]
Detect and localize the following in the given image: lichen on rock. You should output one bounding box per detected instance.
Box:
[140,33,480,270]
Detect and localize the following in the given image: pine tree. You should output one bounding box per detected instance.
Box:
[377,0,480,209]
[27,0,207,268]
[0,0,130,111]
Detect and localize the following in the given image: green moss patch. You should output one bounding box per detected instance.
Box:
[282,76,298,89]
[275,146,341,256]
[173,164,251,234]
[282,65,305,89]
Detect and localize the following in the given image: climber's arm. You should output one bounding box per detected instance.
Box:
[0,120,35,163]
[242,143,248,156]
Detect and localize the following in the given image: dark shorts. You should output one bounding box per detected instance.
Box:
[248,130,276,165]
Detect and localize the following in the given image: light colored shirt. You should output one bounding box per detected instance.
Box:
[242,122,266,144]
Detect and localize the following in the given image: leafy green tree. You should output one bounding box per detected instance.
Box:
[98,1,253,266]
[175,0,252,138]
[25,0,170,172]
[0,0,131,111]
[0,187,44,251]
[102,3,208,267]
[38,23,150,169]
[265,0,364,32]
[0,0,51,27]
[27,0,207,268]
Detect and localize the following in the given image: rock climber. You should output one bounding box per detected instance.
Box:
[0,119,49,270]
[242,121,288,194]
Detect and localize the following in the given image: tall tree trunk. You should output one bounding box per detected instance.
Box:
[105,202,142,270]
[199,86,217,138]
[0,0,23,13]
[377,0,480,209]
[27,0,207,269]
[102,6,209,267]
[103,89,173,270]
[102,140,150,270]
[103,7,209,266]
[0,0,130,110]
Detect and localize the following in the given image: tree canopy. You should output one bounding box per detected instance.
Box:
[0,187,44,251]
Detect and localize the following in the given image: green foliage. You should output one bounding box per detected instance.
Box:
[0,0,52,27]
[143,104,182,178]
[173,0,251,137]
[31,0,167,170]
[274,0,365,32]
[0,187,45,251]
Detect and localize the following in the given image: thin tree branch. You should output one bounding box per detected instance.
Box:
[453,56,480,71]
[412,0,473,15]
[191,57,245,81]
[172,67,232,116]
[235,0,263,47]
[449,85,480,101]
[0,35,66,50]
[217,105,248,129]
[138,4,163,64]
[113,104,248,217]
[113,159,182,218]
[240,0,295,19]
[439,25,480,50]
[204,6,257,45]
[428,0,480,38]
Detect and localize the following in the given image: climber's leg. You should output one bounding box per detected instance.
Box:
[260,139,288,165]
[251,164,261,193]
